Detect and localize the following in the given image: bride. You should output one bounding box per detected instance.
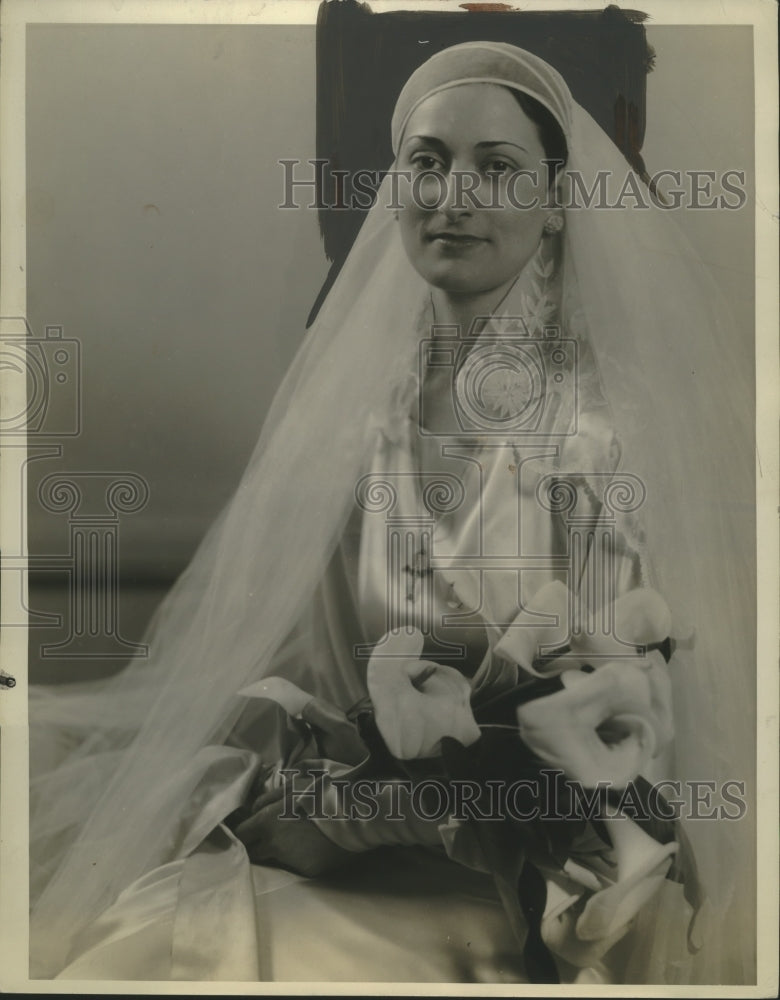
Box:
[29,41,755,985]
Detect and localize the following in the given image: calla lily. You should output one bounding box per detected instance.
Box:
[367,629,481,760]
[495,581,672,676]
[499,582,675,773]
[575,587,672,661]
[494,580,571,673]
[515,661,659,788]
[574,812,678,942]
[540,812,678,969]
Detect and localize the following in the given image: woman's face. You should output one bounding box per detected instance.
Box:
[396,83,552,298]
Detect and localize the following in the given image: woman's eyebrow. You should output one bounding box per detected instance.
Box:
[476,140,529,153]
[403,137,529,154]
[404,134,448,150]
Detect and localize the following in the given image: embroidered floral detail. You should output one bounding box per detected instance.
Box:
[516,288,558,335]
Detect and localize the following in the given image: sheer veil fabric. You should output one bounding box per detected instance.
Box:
[29,43,755,983]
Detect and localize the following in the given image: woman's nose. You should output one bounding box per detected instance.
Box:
[439,167,473,219]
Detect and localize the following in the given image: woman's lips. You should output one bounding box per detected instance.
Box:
[427,232,486,248]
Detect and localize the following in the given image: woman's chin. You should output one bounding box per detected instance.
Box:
[425,269,504,299]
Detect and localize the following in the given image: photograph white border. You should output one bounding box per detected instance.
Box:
[1,0,777,995]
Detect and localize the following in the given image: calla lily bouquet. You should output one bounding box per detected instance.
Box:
[234,585,701,984]
[367,582,674,787]
[363,584,700,982]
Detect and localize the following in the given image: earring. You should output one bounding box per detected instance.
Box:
[543,214,564,235]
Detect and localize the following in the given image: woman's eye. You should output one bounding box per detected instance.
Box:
[411,154,444,172]
[484,158,516,175]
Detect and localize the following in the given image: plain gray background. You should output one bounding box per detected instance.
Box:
[24,23,755,678]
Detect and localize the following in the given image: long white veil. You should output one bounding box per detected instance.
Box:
[29,43,755,984]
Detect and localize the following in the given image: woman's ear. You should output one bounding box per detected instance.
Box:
[542,171,567,235]
[553,170,570,209]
